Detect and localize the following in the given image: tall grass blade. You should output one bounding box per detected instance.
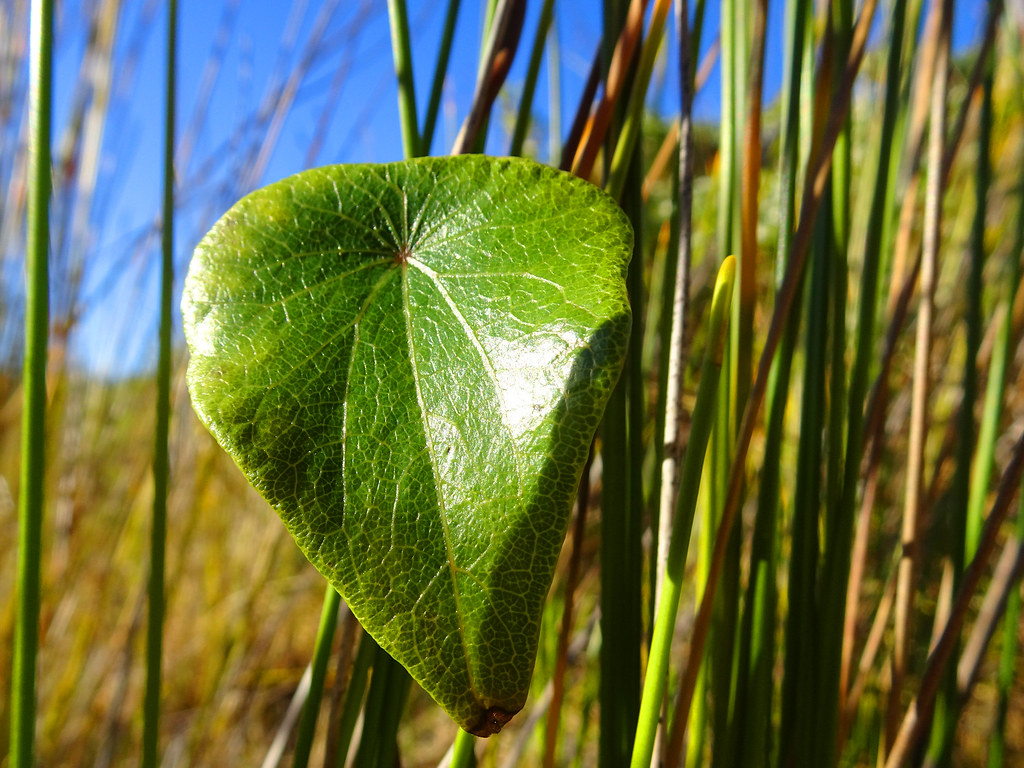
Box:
[632,257,736,768]
[291,586,340,768]
[509,0,555,156]
[142,1,177,765]
[387,0,420,159]
[421,0,462,154]
[10,1,53,765]
[889,0,951,748]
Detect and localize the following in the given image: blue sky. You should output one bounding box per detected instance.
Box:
[57,0,988,377]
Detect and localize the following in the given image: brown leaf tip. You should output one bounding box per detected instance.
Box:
[468,706,516,737]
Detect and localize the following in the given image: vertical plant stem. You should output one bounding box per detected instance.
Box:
[925,33,992,768]
[631,258,736,768]
[888,0,950,749]
[143,1,176,766]
[653,0,695,615]
[332,630,374,767]
[606,0,672,200]
[884,427,1024,768]
[543,450,592,768]
[292,586,341,768]
[450,727,478,768]
[665,2,881,760]
[421,0,462,155]
[10,1,53,765]
[387,0,420,159]
[509,0,555,156]
[987,488,1024,768]
[546,22,561,164]
[834,0,908,748]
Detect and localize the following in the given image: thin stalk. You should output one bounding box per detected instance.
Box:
[652,0,695,615]
[291,586,341,768]
[386,0,420,159]
[543,450,593,768]
[509,0,555,156]
[631,257,736,768]
[888,0,950,748]
[834,0,909,739]
[599,145,644,768]
[450,728,478,768]
[732,0,809,763]
[925,35,991,768]
[664,0,881,755]
[10,1,53,766]
[332,630,374,767]
[884,427,1024,768]
[546,22,561,164]
[143,1,176,765]
[986,488,1024,768]
[421,0,462,154]
[606,0,672,200]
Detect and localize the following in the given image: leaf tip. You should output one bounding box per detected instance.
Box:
[467,706,516,737]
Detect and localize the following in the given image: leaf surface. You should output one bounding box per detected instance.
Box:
[182,155,631,734]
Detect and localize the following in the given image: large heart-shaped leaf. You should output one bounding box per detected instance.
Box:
[182,155,631,735]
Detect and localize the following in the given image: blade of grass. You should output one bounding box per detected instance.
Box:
[606,0,671,200]
[10,1,53,765]
[731,0,810,763]
[663,2,881,759]
[631,256,736,768]
[387,0,420,159]
[888,0,951,748]
[883,426,1024,768]
[291,586,341,768]
[833,0,909,746]
[332,629,375,767]
[925,32,993,767]
[421,0,462,155]
[142,1,176,765]
[543,450,593,768]
[509,0,555,156]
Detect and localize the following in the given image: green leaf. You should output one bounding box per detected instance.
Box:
[182,155,631,735]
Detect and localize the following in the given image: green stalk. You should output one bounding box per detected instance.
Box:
[509,0,555,157]
[292,586,341,768]
[606,0,671,200]
[631,257,736,768]
[988,488,1024,768]
[420,0,462,155]
[926,39,992,768]
[450,727,478,768]
[10,1,53,765]
[546,22,561,164]
[143,2,177,766]
[386,0,420,159]
[332,630,374,767]
[827,2,908,750]
[730,0,808,763]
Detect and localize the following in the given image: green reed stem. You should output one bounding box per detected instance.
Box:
[510,0,555,156]
[387,0,420,159]
[450,727,478,768]
[142,2,177,766]
[631,256,735,768]
[606,0,671,200]
[10,1,53,765]
[292,586,341,768]
[421,0,462,154]
[333,630,374,767]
